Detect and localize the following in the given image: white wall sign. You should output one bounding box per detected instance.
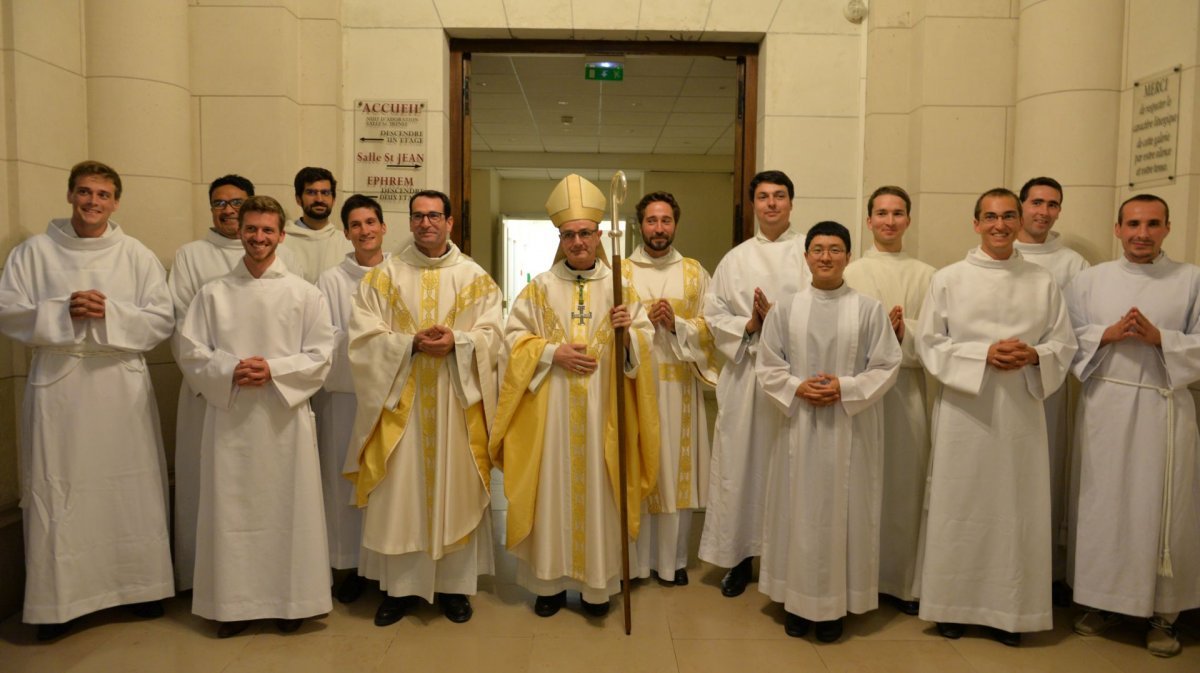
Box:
[354,100,428,206]
[1129,67,1180,187]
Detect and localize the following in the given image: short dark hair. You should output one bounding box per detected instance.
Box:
[1018,176,1064,204]
[866,185,911,216]
[293,167,337,197]
[1118,193,1170,224]
[408,189,452,217]
[208,174,255,200]
[238,195,287,228]
[635,191,680,224]
[805,220,851,254]
[69,160,122,200]
[749,170,794,200]
[340,193,385,231]
[974,187,1022,220]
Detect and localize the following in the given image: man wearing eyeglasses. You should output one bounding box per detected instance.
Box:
[915,188,1077,647]
[624,191,719,589]
[700,170,809,599]
[344,190,501,626]
[167,174,256,593]
[279,166,352,283]
[756,221,901,643]
[489,174,657,618]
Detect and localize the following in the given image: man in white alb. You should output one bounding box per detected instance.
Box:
[915,188,1076,647]
[757,221,900,643]
[314,194,391,606]
[179,195,334,638]
[168,173,255,593]
[626,191,719,587]
[1065,194,1200,658]
[344,190,500,626]
[0,161,175,641]
[700,170,809,597]
[278,166,352,283]
[1013,176,1089,606]
[843,185,935,616]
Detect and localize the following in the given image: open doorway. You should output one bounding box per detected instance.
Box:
[448,40,758,296]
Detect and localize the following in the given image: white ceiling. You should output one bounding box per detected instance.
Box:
[470,53,738,157]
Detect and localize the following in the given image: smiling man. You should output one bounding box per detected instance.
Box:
[343,190,501,626]
[179,195,334,638]
[700,170,810,598]
[279,166,352,283]
[1013,177,1089,604]
[167,174,256,593]
[0,160,175,641]
[489,174,657,619]
[756,221,900,643]
[843,186,935,616]
[625,191,720,588]
[915,188,1077,647]
[313,194,391,608]
[1064,194,1200,658]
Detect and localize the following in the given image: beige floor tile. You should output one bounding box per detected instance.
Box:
[673,638,829,673]
[0,619,120,673]
[64,622,253,673]
[1077,619,1200,673]
[221,633,392,673]
[816,639,977,673]
[952,633,1122,673]
[664,564,791,640]
[527,580,673,639]
[390,583,538,638]
[528,633,679,673]
[841,604,938,641]
[373,635,532,673]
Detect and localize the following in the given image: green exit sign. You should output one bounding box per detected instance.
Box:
[585,62,623,81]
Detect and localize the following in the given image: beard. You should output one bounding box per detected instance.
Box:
[302,202,331,221]
[645,235,673,251]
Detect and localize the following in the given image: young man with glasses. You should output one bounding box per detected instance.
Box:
[915,188,1077,647]
[343,190,501,626]
[755,220,901,643]
[279,166,352,283]
[167,174,257,594]
[489,174,657,618]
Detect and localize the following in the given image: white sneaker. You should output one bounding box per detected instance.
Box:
[1146,618,1182,658]
[1074,610,1121,636]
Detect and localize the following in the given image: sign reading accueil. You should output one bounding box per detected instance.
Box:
[354,100,427,206]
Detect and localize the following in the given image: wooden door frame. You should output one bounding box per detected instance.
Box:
[449,39,759,253]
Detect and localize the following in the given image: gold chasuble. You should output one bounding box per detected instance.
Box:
[343,243,501,561]
[489,259,658,595]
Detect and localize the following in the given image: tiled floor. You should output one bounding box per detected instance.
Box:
[3,508,1197,672]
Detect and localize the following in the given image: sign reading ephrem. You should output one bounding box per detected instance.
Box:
[354,100,427,206]
[1130,67,1180,187]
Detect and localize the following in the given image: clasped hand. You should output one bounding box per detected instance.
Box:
[234,356,271,387]
[796,374,840,407]
[412,324,455,357]
[69,289,106,319]
[1100,307,1162,347]
[987,338,1039,370]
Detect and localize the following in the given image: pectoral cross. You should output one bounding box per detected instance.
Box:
[571,275,592,325]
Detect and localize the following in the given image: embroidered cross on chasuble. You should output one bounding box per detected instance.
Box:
[570,275,592,325]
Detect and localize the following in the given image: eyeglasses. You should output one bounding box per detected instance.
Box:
[210,199,245,210]
[560,229,599,241]
[980,212,1020,224]
[303,188,333,198]
[410,211,445,224]
[808,246,847,257]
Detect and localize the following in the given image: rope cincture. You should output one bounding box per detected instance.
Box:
[1095,376,1174,578]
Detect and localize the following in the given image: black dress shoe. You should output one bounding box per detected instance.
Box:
[36,622,71,641]
[784,612,811,638]
[1052,580,1073,608]
[336,572,367,604]
[439,593,473,623]
[720,558,753,597]
[580,598,610,617]
[276,618,303,633]
[217,620,251,639]
[374,596,410,626]
[815,618,844,643]
[936,622,965,639]
[989,627,1021,647]
[128,600,165,619]
[897,599,919,615]
[534,591,566,618]
[673,569,689,586]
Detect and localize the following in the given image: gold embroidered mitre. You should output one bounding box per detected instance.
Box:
[545,174,605,226]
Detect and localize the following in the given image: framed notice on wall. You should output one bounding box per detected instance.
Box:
[1129,66,1180,188]
[354,100,428,207]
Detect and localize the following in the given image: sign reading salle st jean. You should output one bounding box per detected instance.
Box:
[354,100,427,206]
